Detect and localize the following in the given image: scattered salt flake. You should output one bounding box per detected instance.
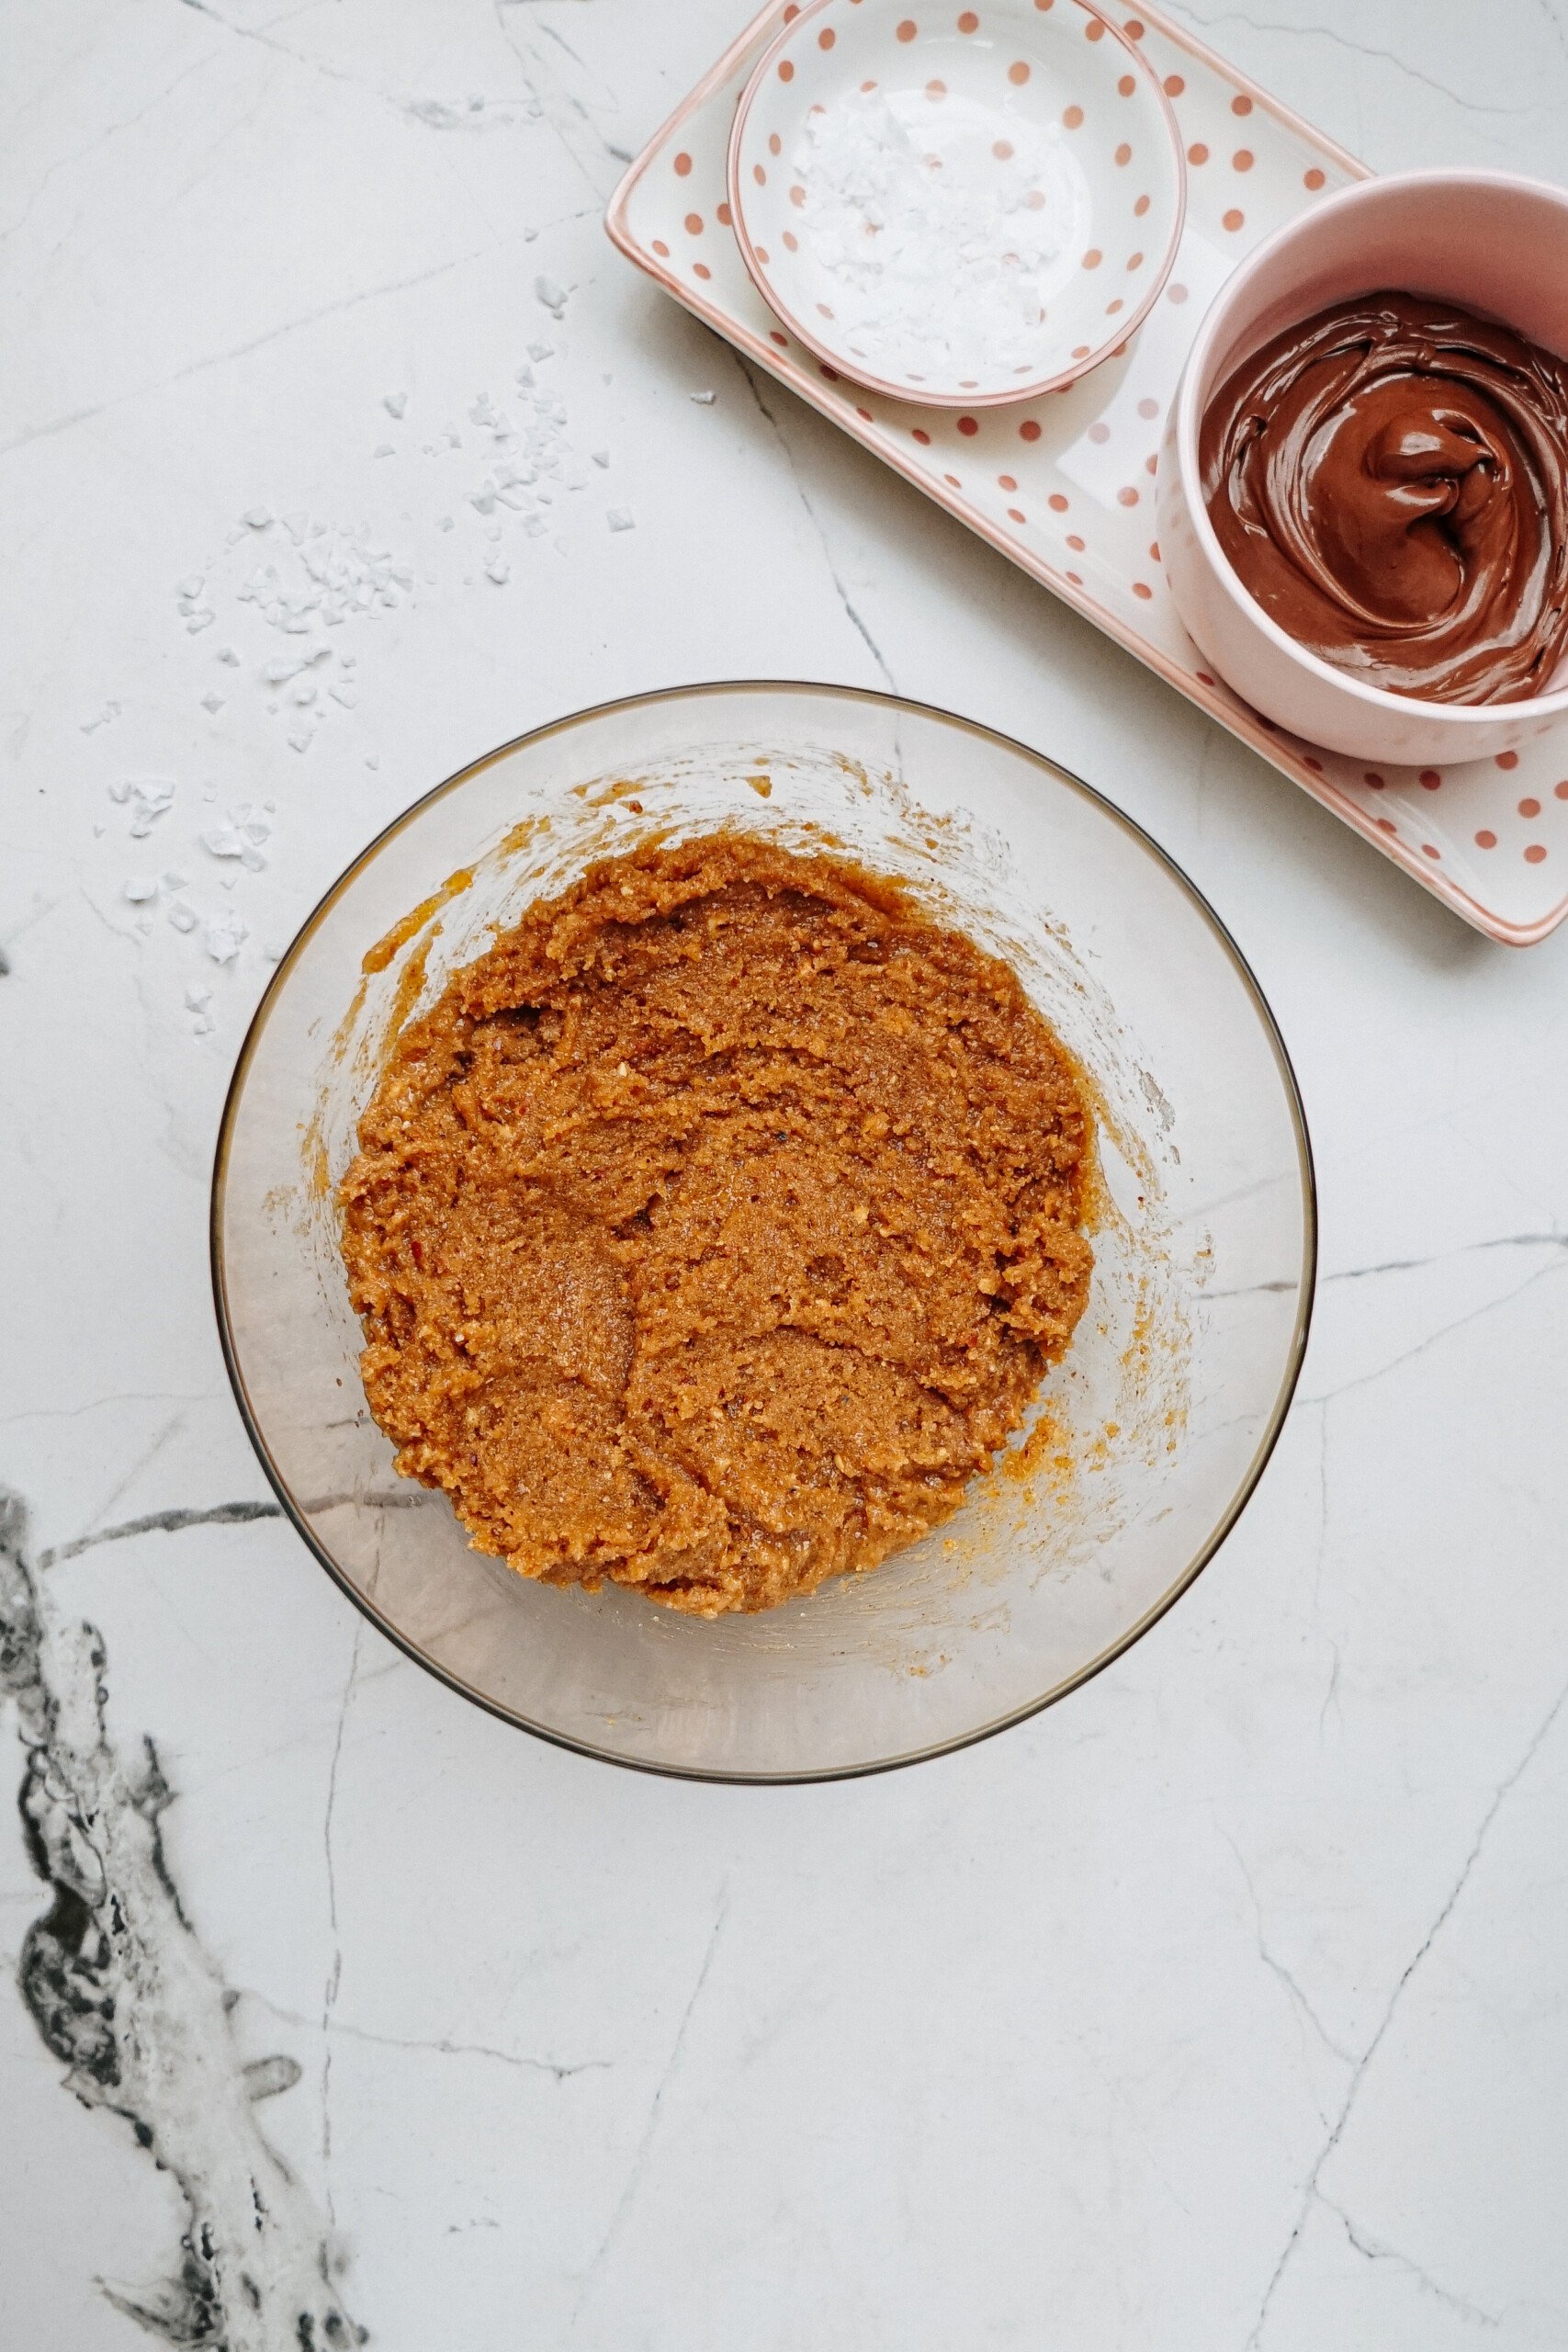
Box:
[177,573,205,597]
[329,683,358,707]
[218,646,240,666]
[525,225,538,243]
[123,876,159,903]
[691,390,717,405]
[115,777,176,836]
[200,692,224,714]
[263,942,285,963]
[242,846,266,873]
[485,557,511,584]
[288,728,312,752]
[527,340,554,362]
[606,507,635,532]
[186,611,216,633]
[243,506,272,528]
[293,684,317,706]
[284,512,310,545]
[186,984,212,1012]
[162,868,188,891]
[135,916,154,936]
[468,92,483,110]
[383,391,408,419]
[365,753,380,770]
[193,1013,215,1035]
[372,443,395,458]
[438,514,455,531]
[80,700,121,733]
[592,449,610,468]
[535,276,568,318]
[202,824,244,858]
[169,903,197,933]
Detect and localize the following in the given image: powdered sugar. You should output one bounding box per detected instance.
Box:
[792,86,1089,380]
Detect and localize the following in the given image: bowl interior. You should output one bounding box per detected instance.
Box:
[732,0,1184,404]
[214,684,1313,1780]
[1182,171,1568,702]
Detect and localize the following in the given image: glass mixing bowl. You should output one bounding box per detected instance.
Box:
[213,683,1314,1781]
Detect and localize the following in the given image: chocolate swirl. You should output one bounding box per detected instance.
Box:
[1201,291,1568,704]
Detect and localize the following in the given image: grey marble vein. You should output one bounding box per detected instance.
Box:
[569,1888,730,2329]
[732,356,898,692]
[1244,1671,1568,2346]
[0,1487,365,2350]
[1166,1,1551,116]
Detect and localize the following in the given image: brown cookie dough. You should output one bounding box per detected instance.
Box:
[340,834,1094,1616]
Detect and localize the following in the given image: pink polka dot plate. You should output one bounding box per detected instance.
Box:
[727,0,1185,405]
[608,1,1568,944]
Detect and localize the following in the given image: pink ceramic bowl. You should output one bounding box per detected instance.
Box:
[1159,169,1568,768]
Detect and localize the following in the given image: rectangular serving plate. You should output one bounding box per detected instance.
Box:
[607,0,1568,945]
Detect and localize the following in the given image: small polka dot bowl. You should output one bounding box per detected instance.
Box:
[1160,169,1568,768]
[727,0,1185,407]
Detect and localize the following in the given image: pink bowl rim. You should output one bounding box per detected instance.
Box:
[727,0,1188,410]
[1170,165,1568,733]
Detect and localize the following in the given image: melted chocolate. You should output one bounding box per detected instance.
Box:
[1201,291,1568,703]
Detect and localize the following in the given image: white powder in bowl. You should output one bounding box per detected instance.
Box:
[792,85,1089,382]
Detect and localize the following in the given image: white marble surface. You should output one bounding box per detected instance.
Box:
[4,1,1568,2344]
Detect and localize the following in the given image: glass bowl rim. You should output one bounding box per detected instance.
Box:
[210,677,1318,1784]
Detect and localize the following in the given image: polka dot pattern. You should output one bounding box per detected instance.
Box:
[731,0,1186,402]
[633,0,1566,941]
